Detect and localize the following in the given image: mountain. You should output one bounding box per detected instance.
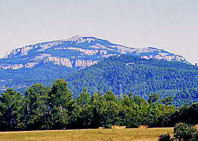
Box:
[1,36,188,70]
[0,36,191,97]
[66,55,198,106]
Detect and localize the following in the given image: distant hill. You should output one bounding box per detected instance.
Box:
[0,36,195,106]
[66,55,198,106]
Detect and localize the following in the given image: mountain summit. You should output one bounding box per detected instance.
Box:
[1,36,188,70]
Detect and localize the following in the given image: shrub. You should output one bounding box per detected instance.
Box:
[158,123,198,141]
[173,123,198,141]
[158,134,171,141]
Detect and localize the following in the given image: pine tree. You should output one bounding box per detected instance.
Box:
[25,83,49,129]
[48,79,74,129]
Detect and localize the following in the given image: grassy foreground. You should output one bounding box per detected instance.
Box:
[0,128,175,141]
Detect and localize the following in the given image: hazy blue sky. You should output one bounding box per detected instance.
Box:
[0,0,198,63]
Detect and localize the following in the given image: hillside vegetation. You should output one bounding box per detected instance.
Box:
[67,55,198,106]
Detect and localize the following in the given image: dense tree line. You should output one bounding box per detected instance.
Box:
[0,79,198,131]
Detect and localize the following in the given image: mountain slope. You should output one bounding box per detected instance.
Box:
[66,55,198,106]
[0,36,190,94]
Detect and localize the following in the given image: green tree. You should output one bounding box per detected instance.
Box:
[77,88,91,106]
[25,83,49,130]
[173,123,198,141]
[48,79,74,129]
[70,89,94,128]
[0,89,25,131]
[148,93,160,104]
[97,90,120,127]
[161,95,173,106]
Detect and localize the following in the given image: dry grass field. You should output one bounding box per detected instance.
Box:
[0,128,175,141]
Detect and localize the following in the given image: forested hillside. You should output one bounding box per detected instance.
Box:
[66,55,198,106]
[0,63,75,92]
[1,54,198,106]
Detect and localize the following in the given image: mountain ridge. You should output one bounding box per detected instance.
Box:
[0,36,189,70]
[0,36,192,100]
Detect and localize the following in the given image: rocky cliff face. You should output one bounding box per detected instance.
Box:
[0,36,189,70]
[74,60,98,68]
[44,57,73,68]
